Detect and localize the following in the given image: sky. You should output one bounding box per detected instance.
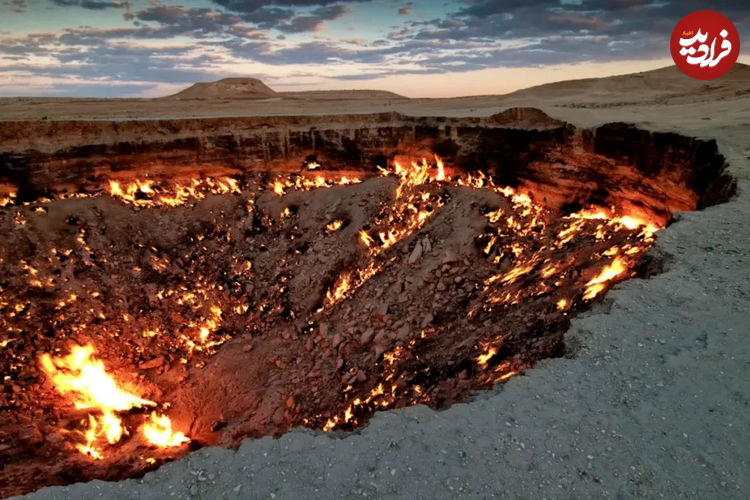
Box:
[0,0,747,98]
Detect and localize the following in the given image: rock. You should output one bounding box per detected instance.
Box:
[396,323,410,339]
[442,249,458,263]
[360,328,375,345]
[408,241,423,264]
[375,302,389,316]
[139,356,165,370]
[18,425,43,445]
[422,237,432,253]
[44,432,64,445]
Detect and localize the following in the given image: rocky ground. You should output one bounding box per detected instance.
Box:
[1,158,660,496]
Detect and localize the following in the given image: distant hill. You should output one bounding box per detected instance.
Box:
[278,89,406,100]
[163,78,279,100]
[163,78,407,101]
[507,62,750,100]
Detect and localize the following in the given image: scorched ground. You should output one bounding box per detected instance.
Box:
[0,159,660,496]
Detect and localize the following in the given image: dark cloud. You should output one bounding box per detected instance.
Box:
[398,7,412,16]
[3,0,26,13]
[0,32,59,55]
[212,0,368,13]
[131,5,245,37]
[209,0,368,30]
[277,4,352,33]
[7,44,218,84]
[50,0,127,9]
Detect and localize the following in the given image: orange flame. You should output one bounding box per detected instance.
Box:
[40,344,154,412]
[583,257,627,300]
[141,413,190,448]
[40,344,188,458]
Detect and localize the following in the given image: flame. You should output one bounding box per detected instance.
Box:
[270,174,361,196]
[583,257,628,300]
[476,346,498,367]
[39,344,188,458]
[326,219,344,232]
[40,344,154,412]
[434,154,445,181]
[141,413,190,448]
[106,177,240,207]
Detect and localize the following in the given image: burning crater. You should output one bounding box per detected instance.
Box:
[0,109,735,496]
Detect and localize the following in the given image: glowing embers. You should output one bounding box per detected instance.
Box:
[477,196,660,312]
[39,344,188,459]
[321,157,446,313]
[107,177,240,207]
[0,189,16,207]
[361,157,446,254]
[271,173,361,196]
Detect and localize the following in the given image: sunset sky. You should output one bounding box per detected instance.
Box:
[0,0,747,97]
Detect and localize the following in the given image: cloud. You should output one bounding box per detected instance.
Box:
[3,0,26,13]
[130,5,246,38]
[50,0,127,9]
[277,4,352,33]
[3,0,749,97]
[212,0,368,14]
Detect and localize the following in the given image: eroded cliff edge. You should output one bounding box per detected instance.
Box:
[0,108,736,222]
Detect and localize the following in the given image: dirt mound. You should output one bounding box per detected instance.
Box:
[164,78,279,100]
[487,107,566,129]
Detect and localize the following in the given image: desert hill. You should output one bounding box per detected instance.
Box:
[163,78,406,101]
[163,78,279,100]
[279,89,405,100]
[508,62,750,101]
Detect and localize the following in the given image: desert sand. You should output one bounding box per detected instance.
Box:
[7,64,750,499]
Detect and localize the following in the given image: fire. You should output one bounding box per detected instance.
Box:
[583,257,628,300]
[434,154,445,181]
[270,173,361,196]
[39,344,188,458]
[40,344,154,412]
[326,219,344,232]
[476,346,498,367]
[3,153,671,472]
[141,413,189,448]
[106,177,240,207]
